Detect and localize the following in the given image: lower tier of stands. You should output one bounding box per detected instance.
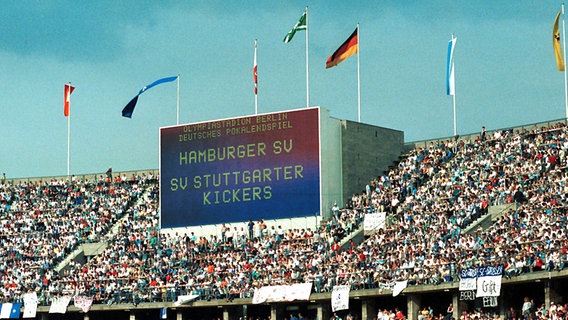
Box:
[28,270,568,320]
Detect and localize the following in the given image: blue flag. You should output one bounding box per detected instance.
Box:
[160,307,167,319]
[9,303,21,319]
[122,76,178,118]
[446,36,457,96]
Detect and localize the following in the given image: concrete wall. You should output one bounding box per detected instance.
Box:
[406,118,568,150]
[319,108,343,221]
[340,120,405,203]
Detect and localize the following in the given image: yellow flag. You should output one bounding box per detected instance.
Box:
[554,10,565,71]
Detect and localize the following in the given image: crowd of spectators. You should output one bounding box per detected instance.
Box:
[1,123,568,319]
[0,172,156,305]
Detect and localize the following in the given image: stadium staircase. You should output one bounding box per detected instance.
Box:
[338,224,365,250]
[54,186,151,273]
[462,202,516,235]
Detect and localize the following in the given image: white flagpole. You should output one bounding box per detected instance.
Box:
[357,23,361,122]
[176,74,180,125]
[305,6,310,108]
[254,39,258,115]
[67,83,71,177]
[562,4,568,119]
[452,34,457,136]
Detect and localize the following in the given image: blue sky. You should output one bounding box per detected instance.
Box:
[1,1,565,178]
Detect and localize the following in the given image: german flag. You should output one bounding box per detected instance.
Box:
[326,28,358,69]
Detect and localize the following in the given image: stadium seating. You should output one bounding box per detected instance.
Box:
[1,122,567,320]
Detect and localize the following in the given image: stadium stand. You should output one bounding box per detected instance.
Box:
[2,121,568,319]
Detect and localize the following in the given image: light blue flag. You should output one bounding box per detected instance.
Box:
[122,75,178,118]
[160,307,167,319]
[446,36,457,96]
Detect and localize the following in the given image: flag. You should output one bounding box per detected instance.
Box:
[121,75,178,118]
[283,11,307,43]
[254,40,258,95]
[64,84,75,117]
[22,292,37,318]
[326,28,358,69]
[160,307,167,319]
[554,10,565,71]
[446,36,457,96]
[8,304,20,319]
[0,304,19,319]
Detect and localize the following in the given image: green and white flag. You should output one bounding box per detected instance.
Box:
[283,11,307,43]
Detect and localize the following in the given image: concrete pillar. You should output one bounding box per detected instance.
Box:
[407,294,421,320]
[223,306,242,320]
[452,293,459,319]
[318,302,331,320]
[499,295,506,320]
[362,299,377,320]
[271,304,284,320]
[544,282,551,309]
[176,310,183,320]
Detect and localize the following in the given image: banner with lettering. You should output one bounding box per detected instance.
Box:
[161,108,321,228]
[364,212,386,233]
[459,267,477,291]
[476,265,503,297]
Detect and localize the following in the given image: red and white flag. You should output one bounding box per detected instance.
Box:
[63,84,75,117]
[253,40,258,95]
[73,295,94,313]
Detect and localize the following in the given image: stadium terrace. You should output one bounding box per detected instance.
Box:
[3,120,568,320]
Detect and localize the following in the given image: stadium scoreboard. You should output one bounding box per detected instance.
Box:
[160,108,321,228]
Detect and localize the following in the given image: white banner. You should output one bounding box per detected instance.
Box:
[459,277,477,291]
[73,295,94,313]
[476,275,502,297]
[49,296,71,314]
[252,283,313,304]
[174,294,200,307]
[393,280,408,297]
[23,292,37,318]
[284,283,312,302]
[364,212,386,232]
[378,281,395,292]
[331,285,350,312]
[0,303,12,319]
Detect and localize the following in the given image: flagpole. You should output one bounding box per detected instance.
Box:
[305,6,310,108]
[357,23,361,122]
[176,74,180,125]
[563,3,568,119]
[67,82,71,177]
[452,34,457,137]
[254,39,258,115]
